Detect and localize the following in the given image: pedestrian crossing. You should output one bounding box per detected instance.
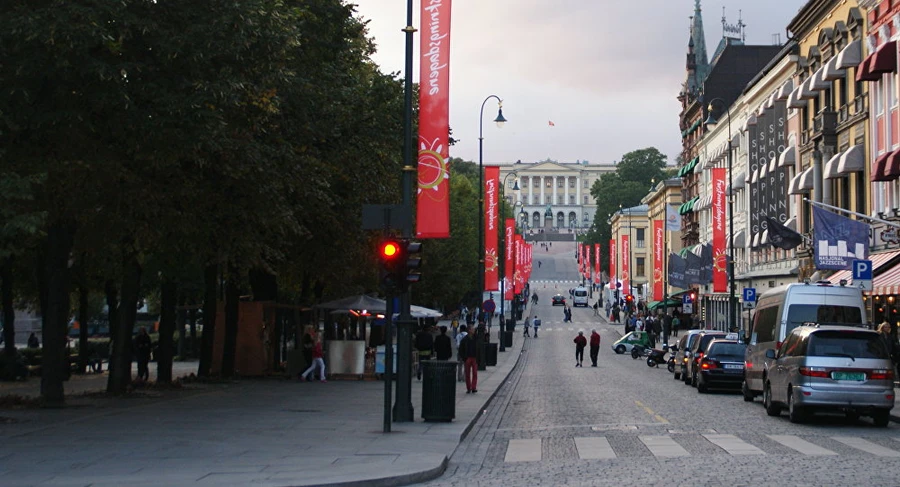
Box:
[501,434,900,462]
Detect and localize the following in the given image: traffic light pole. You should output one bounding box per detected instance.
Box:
[383,291,394,433]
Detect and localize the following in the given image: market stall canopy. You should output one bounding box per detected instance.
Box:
[315,294,387,313]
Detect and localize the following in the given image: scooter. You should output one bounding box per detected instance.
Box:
[646,345,670,368]
[665,344,679,372]
[631,344,652,359]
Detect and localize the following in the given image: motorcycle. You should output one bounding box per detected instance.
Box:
[665,344,679,372]
[631,344,652,359]
[646,345,671,368]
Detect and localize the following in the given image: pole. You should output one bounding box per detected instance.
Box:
[477,95,502,371]
[499,196,506,353]
[726,106,736,334]
[802,197,900,229]
[383,293,394,433]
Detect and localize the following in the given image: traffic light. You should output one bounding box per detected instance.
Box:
[379,239,405,290]
[405,241,423,285]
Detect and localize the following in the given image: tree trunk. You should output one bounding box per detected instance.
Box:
[249,268,277,302]
[104,280,119,390]
[221,267,240,378]
[198,263,217,377]
[189,306,198,360]
[1,258,15,355]
[40,221,76,407]
[156,279,177,384]
[108,253,142,393]
[176,294,186,360]
[77,278,89,374]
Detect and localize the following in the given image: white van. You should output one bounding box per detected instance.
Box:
[573,287,589,307]
[742,281,867,401]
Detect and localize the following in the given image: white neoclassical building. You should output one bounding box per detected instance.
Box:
[497,160,616,231]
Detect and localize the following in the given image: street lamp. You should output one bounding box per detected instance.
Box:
[704,97,736,333]
[478,95,505,368]
[620,204,633,303]
[498,173,520,352]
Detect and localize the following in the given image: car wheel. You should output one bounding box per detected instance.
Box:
[872,409,890,428]
[682,367,691,385]
[845,411,860,423]
[697,376,708,394]
[764,382,780,417]
[787,387,806,424]
[691,371,698,388]
[631,348,640,359]
[741,381,755,402]
[614,345,625,354]
[674,371,681,380]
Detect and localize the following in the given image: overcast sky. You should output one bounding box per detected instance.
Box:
[353,0,807,167]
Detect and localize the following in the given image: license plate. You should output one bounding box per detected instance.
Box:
[724,364,743,370]
[831,371,865,381]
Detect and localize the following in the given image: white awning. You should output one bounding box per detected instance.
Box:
[728,229,747,248]
[789,167,814,194]
[758,164,768,183]
[837,144,865,174]
[799,76,817,99]
[811,67,830,90]
[731,132,740,148]
[768,155,778,173]
[784,216,797,231]
[823,56,846,81]
[787,87,806,108]
[776,79,794,101]
[761,229,770,245]
[728,172,746,193]
[799,166,815,191]
[823,151,843,179]
[765,92,776,109]
[751,232,761,248]
[778,145,797,167]
[836,39,862,69]
[749,168,758,184]
[757,103,767,116]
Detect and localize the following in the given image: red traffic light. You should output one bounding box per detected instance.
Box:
[381,241,401,259]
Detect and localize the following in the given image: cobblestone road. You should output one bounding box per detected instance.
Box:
[423,245,900,487]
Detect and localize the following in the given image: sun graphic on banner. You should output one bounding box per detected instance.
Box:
[653,268,662,283]
[714,250,728,272]
[484,249,499,271]
[417,138,449,195]
[621,270,629,281]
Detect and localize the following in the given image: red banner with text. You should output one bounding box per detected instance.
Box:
[415,0,453,238]
[653,220,664,300]
[514,235,523,294]
[504,218,515,300]
[712,167,727,292]
[594,243,600,284]
[621,235,630,296]
[609,239,616,286]
[484,166,500,291]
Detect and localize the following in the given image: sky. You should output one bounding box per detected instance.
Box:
[352,0,807,167]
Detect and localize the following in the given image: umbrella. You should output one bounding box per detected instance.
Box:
[315,294,387,313]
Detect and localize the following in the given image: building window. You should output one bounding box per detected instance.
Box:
[636,257,646,277]
[636,228,645,248]
[533,178,539,188]
[557,195,563,204]
[569,178,575,188]
[583,179,589,188]
[557,178,563,188]
[583,195,589,205]
[569,195,575,205]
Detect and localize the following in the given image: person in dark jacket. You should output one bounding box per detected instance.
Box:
[589,329,601,367]
[459,327,478,393]
[133,327,152,382]
[434,326,453,360]
[27,332,40,349]
[573,330,587,367]
[415,325,434,380]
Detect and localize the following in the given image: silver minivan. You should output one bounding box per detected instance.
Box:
[573,287,589,307]
[762,325,895,426]
[742,282,866,401]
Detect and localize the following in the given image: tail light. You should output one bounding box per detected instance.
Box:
[700,359,718,370]
[775,341,782,349]
[799,367,829,378]
[869,369,895,381]
[745,361,753,369]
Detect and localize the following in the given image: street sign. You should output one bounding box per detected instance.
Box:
[742,288,757,303]
[852,259,873,291]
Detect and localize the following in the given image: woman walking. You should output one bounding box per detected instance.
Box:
[573,330,587,367]
[300,332,327,382]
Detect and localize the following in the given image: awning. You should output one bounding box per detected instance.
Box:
[648,297,681,310]
[742,113,757,132]
[749,168,758,184]
[828,249,900,285]
[823,151,844,179]
[768,154,778,173]
[787,87,806,108]
[857,40,897,82]
[874,261,900,295]
[733,229,746,248]
[678,157,699,178]
[811,66,830,90]
[871,151,893,182]
[751,232,761,248]
[788,167,814,194]
[678,196,699,215]
[776,79,793,100]
[836,39,861,69]
[778,144,797,167]
[822,56,846,81]
[757,103,768,116]
[784,216,797,231]
[837,144,865,175]
[799,166,815,191]
[731,132,740,148]
[799,76,817,99]
[879,150,900,182]
[761,229,769,245]
[695,194,712,212]
[727,172,746,193]
[765,92,776,109]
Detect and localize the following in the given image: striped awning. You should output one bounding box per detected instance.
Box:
[873,261,900,295]
[828,249,900,287]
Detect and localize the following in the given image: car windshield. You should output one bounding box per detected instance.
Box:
[574,290,587,297]
[708,343,746,358]
[807,330,889,359]
[786,304,863,337]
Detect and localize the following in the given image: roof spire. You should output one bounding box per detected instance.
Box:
[682,0,710,98]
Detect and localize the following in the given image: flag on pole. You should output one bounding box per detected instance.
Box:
[665,204,681,231]
[812,206,869,270]
[548,120,555,127]
[764,215,803,251]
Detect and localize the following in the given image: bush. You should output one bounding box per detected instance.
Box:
[0,350,29,381]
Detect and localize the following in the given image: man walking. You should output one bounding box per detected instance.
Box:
[522,315,531,337]
[415,325,434,380]
[533,315,541,338]
[434,325,452,360]
[589,329,601,367]
[573,330,587,367]
[456,325,468,382]
[459,326,478,393]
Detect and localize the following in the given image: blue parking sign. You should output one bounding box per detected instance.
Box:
[743,288,756,302]
[852,260,872,280]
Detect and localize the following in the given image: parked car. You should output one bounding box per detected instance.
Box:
[695,339,747,393]
[687,331,730,387]
[762,325,894,426]
[552,294,566,306]
[612,331,651,354]
[743,281,866,401]
[672,329,703,381]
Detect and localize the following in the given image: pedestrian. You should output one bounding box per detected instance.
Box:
[451,319,459,339]
[589,329,601,366]
[662,313,672,345]
[533,315,541,337]
[592,301,600,316]
[532,293,539,305]
[300,326,315,380]
[27,332,40,349]
[415,325,434,380]
[574,330,587,367]
[456,325,468,382]
[522,315,531,337]
[434,325,453,360]
[672,313,681,338]
[133,326,152,382]
[459,326,478,393]
[877,322,899,376]
[562,306,569,323]
[300,332,327,382]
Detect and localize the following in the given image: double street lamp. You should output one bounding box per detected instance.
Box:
[704,97,736,333]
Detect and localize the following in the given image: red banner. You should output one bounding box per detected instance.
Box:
[484,166,500,291]
[504,218,515,300]
[594,243,600,284]
[621,235,630,296]
[712,167,728,292]
[514,235,523,294]
[609,239,616,285]
[415,0,453,238]
[653,220,664,300]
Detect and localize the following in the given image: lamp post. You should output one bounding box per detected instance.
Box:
[477,95,506,369]
[620,204,634,303]
[704,98,736,333]
[498,173,520,353]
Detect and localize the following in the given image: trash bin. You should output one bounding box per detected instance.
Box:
[502,330,513,348]
[421,360,457,422]
[485,343,498,366]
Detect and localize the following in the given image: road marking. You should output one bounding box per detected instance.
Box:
[767,435,837,455]
[832,437,900,457]
[704,434,765,455]
[639,435,689,457]
[634,401,670,424]
[504,439,542,462]
[574,437,617,459]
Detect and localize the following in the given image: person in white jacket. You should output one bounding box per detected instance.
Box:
[455,325,468,382]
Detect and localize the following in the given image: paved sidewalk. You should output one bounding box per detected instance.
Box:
[0,336,525,487]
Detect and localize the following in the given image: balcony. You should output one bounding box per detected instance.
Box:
[812,111,837,138]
